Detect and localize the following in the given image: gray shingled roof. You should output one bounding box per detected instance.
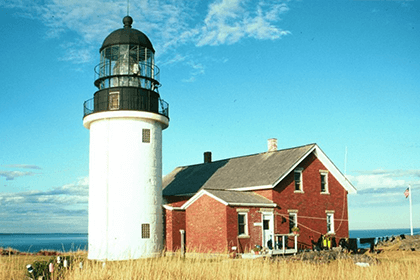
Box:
[163,144,316,196]
[204,189,276,206]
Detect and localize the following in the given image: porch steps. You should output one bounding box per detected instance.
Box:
[241,248,298,259]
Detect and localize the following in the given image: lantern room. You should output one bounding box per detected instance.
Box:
[83,16,168,119]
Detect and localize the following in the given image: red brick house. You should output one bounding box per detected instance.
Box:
[163,142,356,253]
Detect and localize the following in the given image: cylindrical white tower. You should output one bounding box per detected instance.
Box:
[83,16,169,260]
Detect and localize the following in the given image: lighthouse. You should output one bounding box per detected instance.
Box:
[83,16,169,260]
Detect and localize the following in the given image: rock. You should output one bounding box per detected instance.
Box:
[274,250,378,265]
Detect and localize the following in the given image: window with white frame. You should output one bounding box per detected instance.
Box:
[238,212,248,236]
[294,168,303,192]
[326,213,334,233]
[320,171,328,193]
[289,212,298,233]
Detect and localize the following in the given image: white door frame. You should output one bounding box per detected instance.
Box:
[262,213,274,248]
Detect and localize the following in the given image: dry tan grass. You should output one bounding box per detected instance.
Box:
[0,254,51,280]
[62,254,420,280]
[2,250,420,280]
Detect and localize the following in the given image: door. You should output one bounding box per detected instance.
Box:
[262,213,274,248]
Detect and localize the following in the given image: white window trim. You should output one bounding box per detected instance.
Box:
[289,212,298,233]
[294,168,304,193]
[326,213,335,234]
[238,212,249,237]
[320,170,329,194]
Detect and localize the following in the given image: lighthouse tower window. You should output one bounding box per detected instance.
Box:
[141,224,150,239]
[142,129,151,143]
[108,92,120,110]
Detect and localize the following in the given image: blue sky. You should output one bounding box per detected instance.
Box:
[0,0,419,233]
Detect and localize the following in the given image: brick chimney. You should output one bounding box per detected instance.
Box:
[204,151,212,163]
[267,138,277,152]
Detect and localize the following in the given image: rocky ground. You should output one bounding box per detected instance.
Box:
[275,249,378,265]
[377,234,420,251]
[274,234,420,265]
[0,247,62,256]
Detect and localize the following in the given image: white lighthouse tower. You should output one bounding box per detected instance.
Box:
[83,16,169,260]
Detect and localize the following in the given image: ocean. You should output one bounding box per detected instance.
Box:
[1,229,419,253]
[349,228,420,239]
[0,233,88,253]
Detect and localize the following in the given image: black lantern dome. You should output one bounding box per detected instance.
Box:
[101,16,155,52]
[83,16,168,119]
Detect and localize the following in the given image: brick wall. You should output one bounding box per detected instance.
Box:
[255,154,349,248]
[164,208,186,252]
[226,206,264,253]
[185,194,228,252]
[165,153,350,252]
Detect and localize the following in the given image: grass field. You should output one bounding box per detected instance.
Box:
[1,249,420,280]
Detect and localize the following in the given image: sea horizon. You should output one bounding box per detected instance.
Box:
[2,227,418,234]
[1,229,419,253]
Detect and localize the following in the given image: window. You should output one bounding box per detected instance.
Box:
[238,212,248,236]
[294,169,303,192]
[141,224,150,239]
[263,219,270,230]
[320,171,328,193]
[108,92,120,110]
[289,212,297,233]
[326,213,334,233]
[142,129,151,143]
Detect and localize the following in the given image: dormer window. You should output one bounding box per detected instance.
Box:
[294,168,303,192]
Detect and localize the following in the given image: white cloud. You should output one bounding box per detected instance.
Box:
[0,164,43,180]
[0,176,88,212]
[4,164,42,170]
[196,0,290,46]
[346,169,420,207]
[347,169,420,192]
[0,176,87,232]
[160,53,187,66]
[0,171,36,181]
[1,0,292,77]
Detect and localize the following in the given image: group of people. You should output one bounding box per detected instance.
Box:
[310,234,405,253]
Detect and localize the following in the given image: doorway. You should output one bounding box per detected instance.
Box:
[262,213,273,248]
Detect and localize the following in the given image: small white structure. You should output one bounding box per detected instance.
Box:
[83,16,169,260]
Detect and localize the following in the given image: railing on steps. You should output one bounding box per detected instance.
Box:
[272,233,298,254]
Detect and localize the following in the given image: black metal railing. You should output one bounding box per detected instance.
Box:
[94,61,160,89]
[83,97,169,118]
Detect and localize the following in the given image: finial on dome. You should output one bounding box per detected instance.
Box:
[123,16,133,28]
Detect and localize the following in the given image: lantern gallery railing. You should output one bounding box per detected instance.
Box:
[83,97,169,118]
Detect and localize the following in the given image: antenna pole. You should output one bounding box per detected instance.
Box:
[409,184,413,236]
[127,0,130,15]
[344,146,348,176]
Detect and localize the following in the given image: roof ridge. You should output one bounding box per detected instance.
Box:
[174,143,317,169]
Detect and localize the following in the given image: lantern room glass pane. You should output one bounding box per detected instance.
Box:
[97,44,157,90]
